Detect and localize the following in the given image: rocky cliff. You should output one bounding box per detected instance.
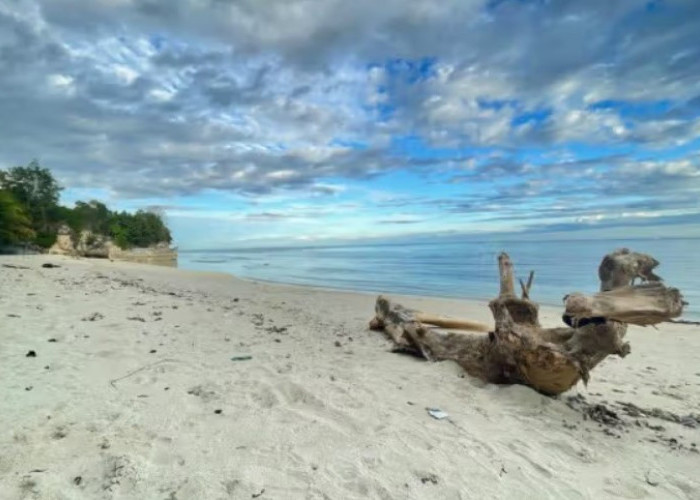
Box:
[49,225,177,265]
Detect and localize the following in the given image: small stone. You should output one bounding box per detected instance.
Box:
[26,350,36,358]
[73,476,82,486]
[214,409,223,414]
[25,386,33,391]
[420,474,439,485]
[645,470,661,487]
[48,338,57,343]
[149,349,157,354]
[334,341,341,347]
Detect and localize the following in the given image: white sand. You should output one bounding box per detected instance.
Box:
[1,255,699,499]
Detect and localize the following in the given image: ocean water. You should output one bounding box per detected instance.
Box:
[179,238,700,320]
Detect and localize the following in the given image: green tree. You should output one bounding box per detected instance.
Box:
[0,160,62,234]
[0,190,35,245]
[107,210,172,249]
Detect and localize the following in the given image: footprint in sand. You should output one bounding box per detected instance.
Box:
[248,382,280,409]
[148,436,186,467]
[186,384,218,403]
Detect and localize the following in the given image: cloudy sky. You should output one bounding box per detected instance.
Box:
[1,0,699,248]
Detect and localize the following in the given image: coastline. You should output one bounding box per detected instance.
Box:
[1,255,699,499]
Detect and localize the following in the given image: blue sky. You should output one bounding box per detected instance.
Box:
[1,0,699,249]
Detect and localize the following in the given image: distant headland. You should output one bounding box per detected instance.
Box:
[0,160,176,265]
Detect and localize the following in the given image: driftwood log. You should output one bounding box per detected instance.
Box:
[370,249,686,395]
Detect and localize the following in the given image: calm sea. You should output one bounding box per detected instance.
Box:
[179,238,700,320]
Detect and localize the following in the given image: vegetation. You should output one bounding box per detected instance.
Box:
[0,190,35,245]
[0,161,172,250]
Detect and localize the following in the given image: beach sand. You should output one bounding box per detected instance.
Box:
[1,255,699,499]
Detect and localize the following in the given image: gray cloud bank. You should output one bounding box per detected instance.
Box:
[0,0,698,233]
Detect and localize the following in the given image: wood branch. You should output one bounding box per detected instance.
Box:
[519,270,535,299]
[370,249,687,396]
[414,312,491,332]
[498,252,515,297]
[598,248,662,291]
[564,283,684,326]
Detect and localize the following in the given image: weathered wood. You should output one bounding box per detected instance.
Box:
[371,249,686,396]
[519,270,535,299]
[498,252,515,296]
[414,312,491,332]
[564,283,684,326]
[598,248,662,291]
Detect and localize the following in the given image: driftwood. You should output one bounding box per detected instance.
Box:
[370,249,685,395]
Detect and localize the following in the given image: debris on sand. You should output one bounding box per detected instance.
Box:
[426,408,449,420]
[231,355,253,362]
[616,401,700,428]
[26,350,37,358]
[82,312,104,322]
[41,263,60,269]
[420,473,439,485]
[565,394,699,453]
[2,263,30,269]
[251,314,264,327]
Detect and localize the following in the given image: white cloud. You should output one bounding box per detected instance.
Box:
[112,64,139,84]
[1,0,699,241]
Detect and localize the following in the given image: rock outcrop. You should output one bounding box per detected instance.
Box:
[48,225,176,265]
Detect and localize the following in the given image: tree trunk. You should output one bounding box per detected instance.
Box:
[370,250,685,396]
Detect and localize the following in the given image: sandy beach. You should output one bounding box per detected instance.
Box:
[1,255,699,500]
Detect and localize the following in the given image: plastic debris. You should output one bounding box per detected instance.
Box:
[426,408,449,420]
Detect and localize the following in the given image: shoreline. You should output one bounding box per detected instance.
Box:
[177,260,700,323]
[1,254,699,499]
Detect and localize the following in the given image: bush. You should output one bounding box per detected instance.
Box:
[0,190,35,245]
[34,231,57,249]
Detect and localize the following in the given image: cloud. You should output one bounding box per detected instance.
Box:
[1,0,699,241]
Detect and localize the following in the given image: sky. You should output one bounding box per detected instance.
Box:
[1,0,699,249]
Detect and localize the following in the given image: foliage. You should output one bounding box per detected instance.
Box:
[0,190,35,245]
[0,160,62,234]
[0,161,172,250]
[33,231,58,249]
[108,210,172,249]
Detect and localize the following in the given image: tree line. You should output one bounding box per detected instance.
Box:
[0,161,172,250]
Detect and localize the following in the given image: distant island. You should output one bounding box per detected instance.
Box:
[0,161,175,264]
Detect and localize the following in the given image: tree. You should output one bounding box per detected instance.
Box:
[0,160,62,234]
[0,190,35,245]
[107,210,172,249]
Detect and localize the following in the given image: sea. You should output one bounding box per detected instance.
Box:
[179,237,700,321]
